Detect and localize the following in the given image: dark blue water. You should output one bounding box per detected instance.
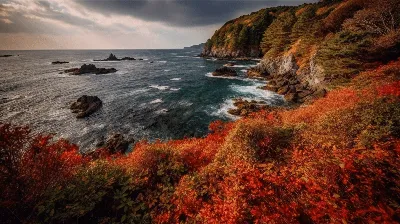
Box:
[0,49,284,151]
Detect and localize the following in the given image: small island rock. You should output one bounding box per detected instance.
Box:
[64,64,117,75]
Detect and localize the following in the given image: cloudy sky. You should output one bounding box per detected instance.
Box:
[0,0,315,50]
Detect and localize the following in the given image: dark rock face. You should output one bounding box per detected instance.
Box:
[52,61,69,65]
[94,53,137,61]
[0,55,13,57]
[212,67,237,77]
[70,95,102,118]
[228,98,271,117]
[64,64,117,75]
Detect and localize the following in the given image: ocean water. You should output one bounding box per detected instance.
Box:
[0,49,285,151]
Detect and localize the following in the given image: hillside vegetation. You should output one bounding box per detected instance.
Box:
[203,0,400,87]
[2,0,400,223]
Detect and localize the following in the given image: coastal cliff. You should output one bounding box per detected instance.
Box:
[203,0,400,99]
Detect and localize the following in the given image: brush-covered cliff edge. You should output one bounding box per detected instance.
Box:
[202,0,400,102]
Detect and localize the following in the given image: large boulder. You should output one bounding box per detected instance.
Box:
[212,67,237,77]
[70,95,102,118]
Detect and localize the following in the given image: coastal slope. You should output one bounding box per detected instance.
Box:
[203,0,400,101]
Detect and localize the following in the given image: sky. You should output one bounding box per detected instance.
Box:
[0,0,315,50]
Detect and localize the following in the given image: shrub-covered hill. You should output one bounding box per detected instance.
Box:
[2,59,400,223]
[203,0,400,103]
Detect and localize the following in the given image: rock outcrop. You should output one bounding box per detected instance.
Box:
[64,64,117,75]
[212,67,237,77]
[228,98,271,117]
[253,53,326,103]
[70,95,102,118]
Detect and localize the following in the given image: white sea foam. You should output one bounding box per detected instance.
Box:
[164,69,171,72]
[150,99,163,104]
[205,72,255,81]
[170,88,180,91]
[232,65,250,68]
[170,78,181,81]
[158,61,167,63]
[230,84,282,102]
[155,109,168,114]
[198,66,206,68]
[178,100,193,107]
[176,56,190,58]
[210,99,239,120]
[149,85,169,90]
[241,69,248,73]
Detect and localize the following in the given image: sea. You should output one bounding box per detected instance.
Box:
[0,49,285,151]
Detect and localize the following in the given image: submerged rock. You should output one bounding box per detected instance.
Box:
[212,67,237,77]
[64,64,117,75]
[70,95,102,118]
[52,61,69,65]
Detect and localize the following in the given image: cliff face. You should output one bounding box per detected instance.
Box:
[204,0,400,101]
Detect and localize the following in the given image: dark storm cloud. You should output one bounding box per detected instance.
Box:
[74,0,316,27]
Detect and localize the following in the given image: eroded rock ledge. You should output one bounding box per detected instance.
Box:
[248,53,327,103]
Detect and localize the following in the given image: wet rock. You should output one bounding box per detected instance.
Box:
[70,95,102,118]
[212,67,237,77]
[52,61,69,65]
[0,55,12,57]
